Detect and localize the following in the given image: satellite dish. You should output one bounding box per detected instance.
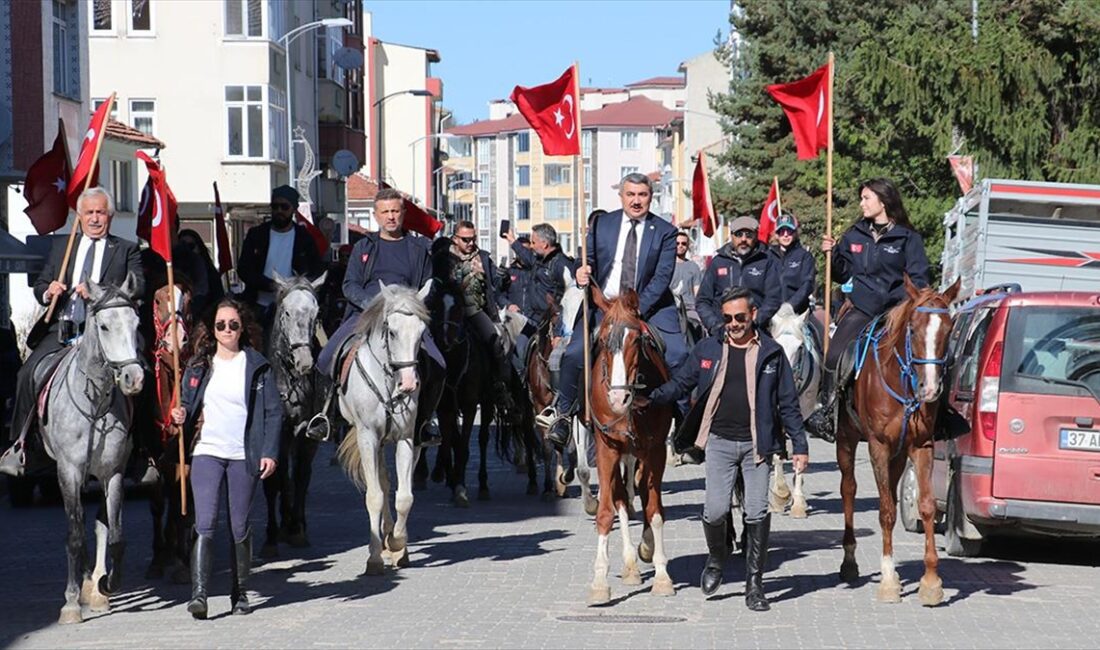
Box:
[332,149,360,177]
[333,47,364,70]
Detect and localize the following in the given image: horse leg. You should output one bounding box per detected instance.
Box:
[98,472,126,599]
[277,434,294,540]
[260,468,281,559]
[576,421,598,517]
[587,447,617,606]
[288,438,319,548]
[413,446,429,491]
[379,447,395,555]
[614,455,641,587]
[85,496,111,613]
[869,440,903,603]
[790,463,808,519]
[169,479,192,584]
[452,406,474,507]
[388,439,416,569]
[769,454,791,514]
[145,472,166,579]
[912,445,943,606]
[58,467,85,624]
[642,457,674,597]
[477,401,491,501]
[524,412,539,496]
[361,438,386,576]
[837,427,860,583]
[623,454,637,518]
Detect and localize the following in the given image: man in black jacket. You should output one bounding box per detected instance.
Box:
[2,187,143,476]
[696,216,782,335]
[636,286,808,611]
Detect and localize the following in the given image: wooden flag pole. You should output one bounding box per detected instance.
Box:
[166,259,187,516]
[823,52,835,357]
[44,92,115,323]
[573,61,592,424]
[774,176,783,227]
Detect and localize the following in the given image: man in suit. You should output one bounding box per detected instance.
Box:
[544,173,689,449]
[1,187,143,476]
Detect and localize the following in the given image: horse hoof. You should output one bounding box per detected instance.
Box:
[587,586,611,606]
[876,581,902,603]
[621,567,642,586]
[453,488,469,508]
[839,561,860,583]
[260,543,279,560]
[918,577,945,607]
[526,483,539,496]
[583,497,599,517]
[554,468,568,497]
[88,591,110,613]
[563,467,576,484]
[789,502,808,519]
[477,487,491,501]
[637,542,654,564]
[58,606,82,625]
[651,577,675,597]
[365,560,385,576]
[395,549,411,568]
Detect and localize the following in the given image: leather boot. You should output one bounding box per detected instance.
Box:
[700,517,730,596]
[744,515,771,611]
[187,535,214,619]
[230,530,253,615]
[546,411,572,451]
[804,371,837,443]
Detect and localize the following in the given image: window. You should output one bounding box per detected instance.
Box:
[956,309,994,395]
[515,132,530,153]
[620,166,640,180]
[559,233,572,254]
[268,0,287,42]
[516,165,530,187]
[516,199,530,221]
[450,138,471,158]
[475,138,491,161]
[478,203,490,225]
[478,172,490,197]
[52,0,80,98]
[544,198,571,221]
[225,85,264,158]
[93,98,119,121]
[545,164,571,186]
[584,165,591,192]
[91,0,113,33]
[129,0,152,33]
[268,87,287,162]
[317,29,344,85]
[454,203,472,221]
[582,130,592,157]
[226,0,263,38]
[1002,306,1100,399]
[110,160,133,212]
[129,99,155,136]
[620,131,639,150]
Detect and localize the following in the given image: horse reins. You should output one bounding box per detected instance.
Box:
[590,323,656,442]
[274,286,319,411]
[353,307,422,437]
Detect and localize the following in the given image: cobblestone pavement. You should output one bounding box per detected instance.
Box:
[2,436,1098,648]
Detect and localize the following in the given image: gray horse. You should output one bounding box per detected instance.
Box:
[40,276,144,624]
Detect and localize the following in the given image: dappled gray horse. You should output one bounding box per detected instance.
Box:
[41,276,144,624]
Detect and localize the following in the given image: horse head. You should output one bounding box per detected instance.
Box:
[896,275,961,403]
[87,273,144,396]
[153,281,192,358]
[593,287,647,417]
[769,302,808,367]
[361,282,430,395]
[273,271,327,376]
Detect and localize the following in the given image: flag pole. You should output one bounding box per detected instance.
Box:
[573,61,591,425]
[166,258,187,516]
[45,92,115,323]
[774,176,783,232]
[823,52,835,356]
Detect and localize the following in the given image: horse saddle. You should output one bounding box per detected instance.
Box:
[337,337,365,395]
[34,347,76,425]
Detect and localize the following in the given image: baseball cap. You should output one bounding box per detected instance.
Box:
[729,216,759,233]
[776,213,799,231]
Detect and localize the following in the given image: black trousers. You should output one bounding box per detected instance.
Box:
[824,308,873,372]
[10,325,67,442]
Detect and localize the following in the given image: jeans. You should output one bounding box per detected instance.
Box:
[702,437,770,525]
[191,455,258,542]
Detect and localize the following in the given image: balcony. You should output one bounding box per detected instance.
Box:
[319,122,366,164]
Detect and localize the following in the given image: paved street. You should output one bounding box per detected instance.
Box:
[2,436,1098,649]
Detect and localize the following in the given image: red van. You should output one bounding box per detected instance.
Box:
[902,287,1100,556]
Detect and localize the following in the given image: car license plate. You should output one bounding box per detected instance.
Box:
[1060,428,1100,452]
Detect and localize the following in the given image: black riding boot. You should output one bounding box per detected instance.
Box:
[545,405,573,451]
[700,517,730,596]
[744,515,772,611]
[230,530,253,615]
[188,535,214,620]
[804,371,837,443]
[413,411,441,448]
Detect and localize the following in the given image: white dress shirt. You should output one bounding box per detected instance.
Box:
[602,212,645,300]
[72,236,105,286]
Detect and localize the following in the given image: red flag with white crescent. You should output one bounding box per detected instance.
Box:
[213,182,233,273]
[509,65,581,156]
[759,178,780,243]
[766,61,831,160]
[692,150,715,237]
[67,98,113,209]
[136,151,176,262]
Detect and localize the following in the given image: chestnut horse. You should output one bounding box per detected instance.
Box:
[585,288,675,605]
[836,276,959,606]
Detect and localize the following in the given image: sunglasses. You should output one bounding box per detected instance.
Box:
[722,313,750,324]
[215,320,242,332]
[456,235,476,244]
[733,229,755,239]
[777,228,796,236]
[271,202,293,211]
[676,241,689,247]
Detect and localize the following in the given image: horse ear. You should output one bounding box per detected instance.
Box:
[310,271,328,291]
[904,274,920,300]
[796,308,808,324]
[417,279,432,302]
[87,278,105,302]
[119,271,138,299]
[377,279,389,296]
[272,271,287,289]
[590,283,611,312]
[622,289,640,314]
[942,277,962,305]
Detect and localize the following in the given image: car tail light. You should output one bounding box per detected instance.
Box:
[978,341,1003,441]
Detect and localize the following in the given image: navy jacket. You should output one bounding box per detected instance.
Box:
[343,232,432,316]
[237,222,325,302]
[180,347,283,476]
[587,210,679,332]
[651,334,807,458]
[498,261,532,313]
[697,242,782,334]
[511,241,575,322]
[831,220,931,317]
[770,241,816,314]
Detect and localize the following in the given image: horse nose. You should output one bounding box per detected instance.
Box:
[120,365,144,395]
[607,389,629,413]
[398,368,419,394]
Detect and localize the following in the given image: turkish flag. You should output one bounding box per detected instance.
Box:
[67,97,113,209]
[23,129,72,235]
[136,151,176,262]
[759,178,780,243]
[947,155,974,195]
[692,150,716,237]
[213,182,233,273]
[510,65,581,156]
[379,181,443,238]
[766,62,831,160]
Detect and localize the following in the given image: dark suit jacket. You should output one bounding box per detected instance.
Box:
[236,222,325,302]
[587,210,678,330]
[342,231,433,316]
[33,233,144,313]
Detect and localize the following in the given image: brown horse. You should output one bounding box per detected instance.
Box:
[585,287,675,605]
[836,276,960,605]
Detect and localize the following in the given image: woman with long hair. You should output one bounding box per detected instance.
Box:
[170,297,281,619]
[805,178,931,441]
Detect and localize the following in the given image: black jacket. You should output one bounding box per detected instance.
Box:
[831,219,931,317]
[237,222,325,302]
[696,241,782,334]
[498,261,532,313]
[34,233,144,311]
[510,240,575,322]
[343,231,432,316]
[770,241,816,314]
[433,242,504,321]
[180,347,282,475]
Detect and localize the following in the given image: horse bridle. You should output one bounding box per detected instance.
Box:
[68,293,141,420]
[591,323,650,441]
[88,294,144,379]
[355,307,423,426]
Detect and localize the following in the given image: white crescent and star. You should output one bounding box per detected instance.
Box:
[52,177,66,193]
[553,94,576,139]
[816,89,825,127]
[150,182,164,228]
[766,198,779,220]
[84,128,96,143]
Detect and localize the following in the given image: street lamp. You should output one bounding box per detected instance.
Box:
[408,133,451,206]
[373,89,433,186]
[281,17,353,192]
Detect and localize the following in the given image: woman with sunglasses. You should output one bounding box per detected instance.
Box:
[769,214,816,315]
[805,178,931,441]
[170,297,282,619]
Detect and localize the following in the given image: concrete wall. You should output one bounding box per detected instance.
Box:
[374,41,435,202]
[680,50,727,157]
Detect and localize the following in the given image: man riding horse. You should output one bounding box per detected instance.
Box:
[544,173,689,450]
[696,215,782,337]
[310,188,445,446]
[503,223,575,376]
[1,187,143,477]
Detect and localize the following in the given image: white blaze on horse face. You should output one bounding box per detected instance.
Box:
[281,289,319,374]
[96,303,144,395]
[388,312,424,394]
[608,330,632,414]
[920,314,945,401]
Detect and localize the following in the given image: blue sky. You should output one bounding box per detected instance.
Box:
[364,0,732,123]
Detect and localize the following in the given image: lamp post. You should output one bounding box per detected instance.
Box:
[280,17,353,190]
[372,89,433,187]
[408,132,451,206]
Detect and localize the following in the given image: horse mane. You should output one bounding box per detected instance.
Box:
[880,287,942,353]
[354,285,429,336]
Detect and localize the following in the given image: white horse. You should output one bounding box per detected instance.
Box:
[337,283,431,574]
[558,276,603,516]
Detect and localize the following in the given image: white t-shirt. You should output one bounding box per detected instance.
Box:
[192,351,249,460]
[259,227,296,306]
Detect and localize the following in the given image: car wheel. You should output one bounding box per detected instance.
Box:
[944,476,983,557]
[899,459,921,533]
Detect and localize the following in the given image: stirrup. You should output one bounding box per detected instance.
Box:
[0,441,25,478]
[534,407,558,431]
[304,413,330,442]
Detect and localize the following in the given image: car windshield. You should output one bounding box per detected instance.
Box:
[1003,305,1100,401]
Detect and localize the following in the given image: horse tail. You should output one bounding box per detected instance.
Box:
[336,426,366,492]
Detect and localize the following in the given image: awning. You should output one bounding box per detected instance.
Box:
[0,229,45,274]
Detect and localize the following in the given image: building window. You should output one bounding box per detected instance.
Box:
[91,0,113,33]
[52,0,80,99]
[93,98,119,121]
[269,87,287,162]
[620,166,640,180]
[450,138,471,158]
[544,198,571,221]
[454,203,472,221]
[515,132,530,153]
[584,165,591,192]
[620,131,639,150]
[582,130,592,158]
[560,233,572,254]
[516,165,530,187]
[129,0,152,33]
[317,30,344,86]
[268,0,287,42]
[478,172,490,197]
[475,138,491,162]
[129,99,156,136]
[544,164,571,186]
[225,85,264,158]
[477,203,490,227]
[110,160,134,212]
[516,199,530,221]
[585,198,593,217]
[226,0,263,38]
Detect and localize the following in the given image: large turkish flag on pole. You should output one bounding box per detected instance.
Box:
[136,151,177,262]
[692,150,716,237]
[766,62,831,160]
[510,65,581,156]
[758,178,781,243]
[23,125,72,235]
[67,97,113,209]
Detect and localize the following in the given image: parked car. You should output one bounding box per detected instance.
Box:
[913,286,1100,556]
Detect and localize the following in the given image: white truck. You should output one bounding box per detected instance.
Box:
[941,178,1100,300]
